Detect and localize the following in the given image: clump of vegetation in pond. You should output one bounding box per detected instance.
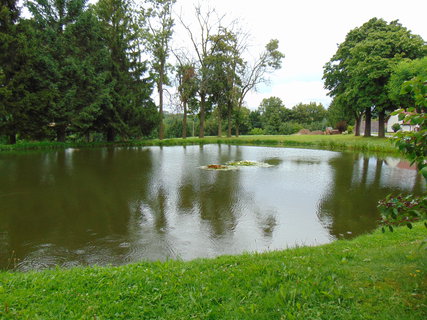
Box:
[201,160,273,170]
[227,160,259,166]
[227,160,273,167]
[207,164,229,170]
[200,164,237,171]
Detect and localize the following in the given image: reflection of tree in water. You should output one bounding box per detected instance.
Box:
[318,153,424,239]
[194,145,243,237]
[0,148,154,269]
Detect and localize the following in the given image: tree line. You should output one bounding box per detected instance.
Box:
[162,100,328,138]
[0,0,285,144]
[2,2,425,145]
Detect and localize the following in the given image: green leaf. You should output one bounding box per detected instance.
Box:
[407,223,413,229]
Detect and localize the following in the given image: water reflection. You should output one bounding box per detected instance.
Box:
[0,146,424,270]
[318,153,424,238]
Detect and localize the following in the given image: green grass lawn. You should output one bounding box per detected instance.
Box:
[0,134,397,153]
[1,224,426,319]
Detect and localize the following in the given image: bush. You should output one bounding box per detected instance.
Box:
[335,120,347,133]
[305,120,326,132]
[391,123,401,132]
[248,128,266,135]
[278,122,303,135]
[347,125,354,134]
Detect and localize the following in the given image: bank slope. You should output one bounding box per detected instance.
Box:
[1,224,426,320]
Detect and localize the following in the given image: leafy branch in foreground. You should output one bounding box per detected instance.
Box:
[378,194,427,231]
[379,76,427,232]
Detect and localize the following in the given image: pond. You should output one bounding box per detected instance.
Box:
[0,145,424,270]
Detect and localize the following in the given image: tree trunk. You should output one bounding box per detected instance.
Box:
[182,101,187,139]
[217,114,222,137]
[235,125,239,137]
[158,81,164,140]
[354,113,362,136]
[8,134,16,145]
[378,109,385,138]
[107,127,115,142]
[364,107,371,137]
[57,126,66,142]
[199,93,206,138]
[227,102,232,138]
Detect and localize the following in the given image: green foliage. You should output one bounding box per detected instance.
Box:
[291,102,327,125]
[392,107,427,180]
[258,96,290,134]
[323,18,426,135]
[391,122,401,132]
[279,122,303,135]
[1,224,426,319]
[143,0,176,139]
[388,57,427,108]
[248,127,265,135]
[378,194,427,231]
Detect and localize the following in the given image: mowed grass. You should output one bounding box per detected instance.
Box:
[0,134,397,153]
[1,224,426,319]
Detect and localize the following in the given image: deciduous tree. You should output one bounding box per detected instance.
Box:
[323,18,425,137]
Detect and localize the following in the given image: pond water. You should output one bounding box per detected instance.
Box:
[0,145,424,270]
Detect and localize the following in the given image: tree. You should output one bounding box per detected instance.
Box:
[235,39,284,136]
[326,98,354,129]
[95,0,156,141]
[0,0,21,143]
[175,58,198,139]
[26,0,92,142]
[179,4,225,138]
[291,102,327,125]
[323,18,426,137]
[143,0,175,140]
[206,27,243,137]
[258,96,288,135]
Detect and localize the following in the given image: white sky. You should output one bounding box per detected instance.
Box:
[173,0,427,110]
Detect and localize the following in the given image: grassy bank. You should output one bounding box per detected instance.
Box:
[1,224,426,319]
[0,134,397,153]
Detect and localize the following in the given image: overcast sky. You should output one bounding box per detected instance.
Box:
[173,0,427,110]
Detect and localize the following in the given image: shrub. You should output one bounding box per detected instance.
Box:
[278,122,303,135]
[347,125,354,134]
[335,120,347,133]
[248,128,266,135]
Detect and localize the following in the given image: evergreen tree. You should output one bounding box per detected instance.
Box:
[95,0,157,141]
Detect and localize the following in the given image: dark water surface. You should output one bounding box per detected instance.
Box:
[0,145,424,270]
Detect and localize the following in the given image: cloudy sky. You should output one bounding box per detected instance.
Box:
[173,0,427,110]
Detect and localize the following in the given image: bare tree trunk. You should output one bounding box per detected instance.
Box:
[217,113,222,137]
[107,127,115,142]
[227,102,232,138]
[159,80,164,140]
[57,126,66,142]
[378,109,385,138]
[364,107,371,137]
[199,93,206,138]
[354,113,362,136]
[182,101,187,139]
[8,134,16,145]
